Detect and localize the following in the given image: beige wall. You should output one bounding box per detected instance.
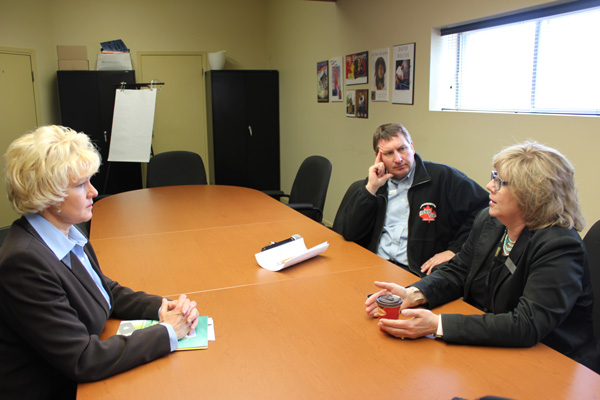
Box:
[268,0,600,234]
[1,0,598,234]
[0,0,271,126]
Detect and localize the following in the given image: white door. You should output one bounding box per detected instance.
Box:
[137,52,209,182]
[0,48,40,227]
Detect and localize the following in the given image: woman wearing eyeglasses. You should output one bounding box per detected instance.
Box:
[365,142,598,373]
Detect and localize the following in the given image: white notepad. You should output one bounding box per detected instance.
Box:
[255,238,329,271]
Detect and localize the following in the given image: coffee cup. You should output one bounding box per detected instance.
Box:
[376,294,403,319]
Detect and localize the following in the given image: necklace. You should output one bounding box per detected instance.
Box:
[503,230,516,255]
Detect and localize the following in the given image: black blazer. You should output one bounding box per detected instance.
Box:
[0,217,172,398]
[413,208,598,371]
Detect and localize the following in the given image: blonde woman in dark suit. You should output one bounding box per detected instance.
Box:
[0,126,200,399]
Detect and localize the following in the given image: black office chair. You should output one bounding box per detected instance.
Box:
[146,151,207,188]
[583,220,600,340]
[75,221,90,238]
[265,155,332,223]
[332,179,364,234]
[0,226,11,247]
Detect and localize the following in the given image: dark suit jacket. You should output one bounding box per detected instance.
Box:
[412,208,598,372]
[0,217,172,399]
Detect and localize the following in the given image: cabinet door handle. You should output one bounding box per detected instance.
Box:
[104,131,108,142]
[248,126,253,136]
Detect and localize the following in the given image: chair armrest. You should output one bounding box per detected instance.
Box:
[262,190,289,200]
[288,203,323,221]
[287,203,314,211]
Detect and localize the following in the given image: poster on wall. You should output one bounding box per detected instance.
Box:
[370,48,389,102]
[317,60,329,102]
[345,51,368,85]
[346,90,356,117]
[356,89,369,118]
[392,43,415,105]
[329,57,343,102]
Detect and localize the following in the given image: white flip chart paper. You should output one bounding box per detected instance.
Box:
[108,89,157,162]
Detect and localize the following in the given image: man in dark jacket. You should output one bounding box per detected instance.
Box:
[333,123,488,277]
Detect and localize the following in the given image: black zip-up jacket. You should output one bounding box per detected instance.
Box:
[333,153,489,276]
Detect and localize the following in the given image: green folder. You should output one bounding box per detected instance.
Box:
[117,316,208,350]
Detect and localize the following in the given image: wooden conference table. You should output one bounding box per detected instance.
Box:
[78,185,600,399]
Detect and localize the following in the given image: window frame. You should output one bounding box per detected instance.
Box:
[432,0,600,116]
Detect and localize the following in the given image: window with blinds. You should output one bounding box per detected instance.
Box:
[437,3,600,116]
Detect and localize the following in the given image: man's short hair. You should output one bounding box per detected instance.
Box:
[372,123,412,153]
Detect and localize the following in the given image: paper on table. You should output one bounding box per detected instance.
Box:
[207,317,215,341]
[116,316,214,351]
[255,237,329,271]
[176,315,208,351]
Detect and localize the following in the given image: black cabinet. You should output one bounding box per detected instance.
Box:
[206,70,280,190]
[57,71,143,195]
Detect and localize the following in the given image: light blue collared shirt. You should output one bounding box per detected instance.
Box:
[26,213,112,307]
[25,213,178,351]
[376,166,415,265]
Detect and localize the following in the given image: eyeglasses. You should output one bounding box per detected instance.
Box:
[491,170,509,191]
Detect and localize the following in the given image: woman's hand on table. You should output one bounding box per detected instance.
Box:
[160,294,199,339]
[378,308,439,339]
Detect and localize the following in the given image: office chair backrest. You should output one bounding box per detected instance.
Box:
[583,220,600,339]
[332,179,364,234]
[289,155,332,221]
[0,226,10,247]
[75,221,90,238]
[146,151,207,188]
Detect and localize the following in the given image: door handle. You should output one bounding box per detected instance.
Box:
[248,126,253,136]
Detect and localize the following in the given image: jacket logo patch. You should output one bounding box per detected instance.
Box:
[419,203,437,223]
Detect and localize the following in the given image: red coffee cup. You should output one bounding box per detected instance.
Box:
[376,294,402,319]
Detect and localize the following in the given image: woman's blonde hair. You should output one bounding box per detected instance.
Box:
[4,125,101,214]
[493,141,584,231]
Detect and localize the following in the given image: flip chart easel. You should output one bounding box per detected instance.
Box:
[103,81,164,193]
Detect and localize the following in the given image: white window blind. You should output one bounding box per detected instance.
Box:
[439,4,600,115]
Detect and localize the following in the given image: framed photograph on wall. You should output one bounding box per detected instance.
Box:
[329,57,343,102]
[370,48,389,102]
[346,90,356,117]
[345,51,368,85]
[392,43,415,105]
[356,89,369,118]
[317,60,329,102]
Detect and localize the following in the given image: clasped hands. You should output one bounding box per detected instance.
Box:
[365,281,439,339]
[160,294,200,339]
